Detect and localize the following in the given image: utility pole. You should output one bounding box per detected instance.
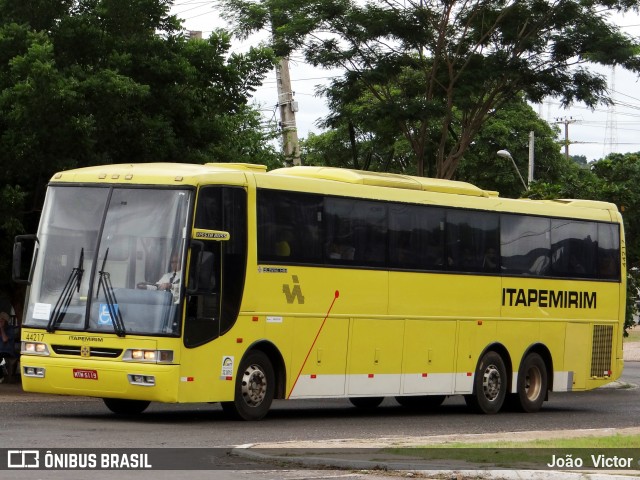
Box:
[604,66,618,157]
[554,117,577,160]
[528,131,535,186]
[276,57,301,166]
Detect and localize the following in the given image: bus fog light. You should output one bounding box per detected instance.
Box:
[128,374,155,386]
[23,366,45,378]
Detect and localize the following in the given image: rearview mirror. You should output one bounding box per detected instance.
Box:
[13,234,39,285]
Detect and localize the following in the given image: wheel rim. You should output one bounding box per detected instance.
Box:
[241,364,267,407]
[524,365,542,401]
[482,364,502,401]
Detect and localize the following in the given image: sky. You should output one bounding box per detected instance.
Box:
[171,2,640,163]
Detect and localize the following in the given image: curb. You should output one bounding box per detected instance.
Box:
[232,444,640,480]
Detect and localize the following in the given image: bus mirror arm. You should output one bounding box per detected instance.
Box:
[13,234,39,285]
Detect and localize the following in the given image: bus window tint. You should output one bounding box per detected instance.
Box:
[389,204,445,270]
[256,188,620,281]
[257,190,323,263]
[501,215,551,276]
[446,210,499,273]
[597,223,620,280]
[551,219,598,277]
[324,198,387,266]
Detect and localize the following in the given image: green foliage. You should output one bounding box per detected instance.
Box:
[302,95,566,198]
[0,184,26,287]
[221,0,640,178]
[0,0,280,290]
[571,155,589,167]
[456,97,566,198]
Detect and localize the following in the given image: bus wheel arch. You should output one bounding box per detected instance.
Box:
[465,345,511,414]
[221,343,283,420]
[247,340,286,400]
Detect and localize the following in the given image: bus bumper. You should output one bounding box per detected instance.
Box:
[20,355,180,403]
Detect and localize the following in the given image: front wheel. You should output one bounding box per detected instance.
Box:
[515,353,547,413]
[465,351,507,414]
[221,350,275,421]
[103,398,150,415]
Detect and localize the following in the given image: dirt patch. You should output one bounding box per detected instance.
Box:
[624,341,640,361]
[250,426,640,449]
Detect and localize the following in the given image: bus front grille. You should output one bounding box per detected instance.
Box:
[590,325,613,377]
[51,345,123,358]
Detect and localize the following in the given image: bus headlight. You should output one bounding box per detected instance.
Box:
[123,349,174,363]
[21,341,50,356]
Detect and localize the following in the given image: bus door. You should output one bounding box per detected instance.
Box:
[184,186,247,349]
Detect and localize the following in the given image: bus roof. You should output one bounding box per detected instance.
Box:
[48,163,620,219]
[264,166,619,217]
[48,162,258,186]
[268,166,496,198]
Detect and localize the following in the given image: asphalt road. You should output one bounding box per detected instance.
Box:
[1,363,639,479]
[2,363,639,447]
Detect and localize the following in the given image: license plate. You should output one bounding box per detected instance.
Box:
[73,369,98,380]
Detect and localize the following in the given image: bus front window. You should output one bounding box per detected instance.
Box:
[24,186,191,336]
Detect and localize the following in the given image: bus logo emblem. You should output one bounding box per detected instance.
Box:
[283,275,305,304]
[80,345,90,357]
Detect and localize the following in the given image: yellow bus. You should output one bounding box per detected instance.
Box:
[13,163,625,420]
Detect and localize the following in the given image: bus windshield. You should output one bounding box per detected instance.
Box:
[23,185,191,336]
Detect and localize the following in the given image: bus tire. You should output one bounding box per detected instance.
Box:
[515,352,547,413]
[465,351,507,414]
[349,397,383,410]
[103,398,150,415]
[221,350,275,421]
[395,395,445,410]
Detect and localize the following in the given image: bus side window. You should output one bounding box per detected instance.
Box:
[446,210,499,273]
[500,215,551,276]
[551,219,597,278]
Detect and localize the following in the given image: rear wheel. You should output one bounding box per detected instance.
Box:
[103,398,150,415]
[465,351,507,414]
[515,353,547,413]
[349,397,384,410]
[221,350,275,421]
[395,395,445,410]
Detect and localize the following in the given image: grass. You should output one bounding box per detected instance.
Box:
[382,434,640,469]
[625,327,640,342]
[416,434,640,449]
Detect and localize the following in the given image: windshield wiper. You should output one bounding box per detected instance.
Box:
[96,248,126,337]
[47,248,84,333]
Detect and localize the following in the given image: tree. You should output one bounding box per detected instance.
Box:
[222,0,640,178]
[303,95,567,199]
[0,0,278,291]
[456,97,567,198]
[571,154,589,167]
